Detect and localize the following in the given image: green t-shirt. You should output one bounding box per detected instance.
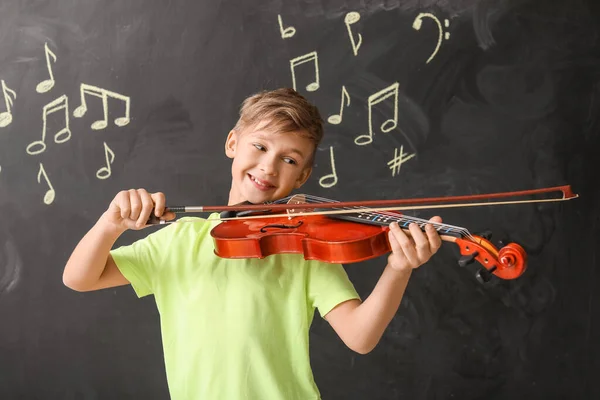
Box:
[110,214,360,400]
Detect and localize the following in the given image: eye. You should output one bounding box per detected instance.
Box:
[282,157,297,165]
[253,143,266,151]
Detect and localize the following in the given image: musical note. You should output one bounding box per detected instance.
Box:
[73,83,130,130]
[319,146,338,188]
[290,51,320,92]
[355,82,399,146]
[96,142,115,180]
[412,13,451,64]
[387,146,415,177]
[0,80,17,128]
[344,12,363,56]
[37,163,55,205]
[26,95,71,155]
[36,42,57,93]
[278,15,296,39]
[328,86,350,125]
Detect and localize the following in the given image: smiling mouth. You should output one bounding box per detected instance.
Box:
[248,174,275,190]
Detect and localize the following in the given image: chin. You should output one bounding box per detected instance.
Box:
[241,190,273,205]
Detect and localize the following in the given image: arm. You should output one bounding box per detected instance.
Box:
[62,189,175,292]
[325,218,442,354]
[62,218,130,291]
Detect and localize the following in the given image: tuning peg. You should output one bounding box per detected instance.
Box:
[475,265,497,284]
[458,251,478,267]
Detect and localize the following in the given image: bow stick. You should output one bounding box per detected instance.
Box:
[147,185,578,225]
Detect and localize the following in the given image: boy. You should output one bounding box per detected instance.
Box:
[63,88,442,399]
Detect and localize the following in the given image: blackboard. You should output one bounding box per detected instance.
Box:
[0,0,598,399]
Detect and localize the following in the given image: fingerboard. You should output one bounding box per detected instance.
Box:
[323,210,464,238]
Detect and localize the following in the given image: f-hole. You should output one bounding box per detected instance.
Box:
[260,221,303,233]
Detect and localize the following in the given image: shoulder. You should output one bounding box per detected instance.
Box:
[166,215,216,237]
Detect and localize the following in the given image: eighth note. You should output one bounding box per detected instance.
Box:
[327,86,350,125]
[344,12,363,56]
[277,15,296,39]
[290,51,320,92]
[319,146,338,188]
[412,13,450,64]
[27,95,71,155]
[37,163,55,205]
[73,83,131,130]
[36,42,57,93]
[355,82,399,146]
[96,142,115,180]
[0,80,17,128]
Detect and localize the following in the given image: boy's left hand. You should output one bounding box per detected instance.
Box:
[387,217,443,272]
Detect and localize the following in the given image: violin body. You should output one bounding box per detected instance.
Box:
[211,214,392,264]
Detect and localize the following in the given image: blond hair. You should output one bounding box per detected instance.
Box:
[234,88,324,165]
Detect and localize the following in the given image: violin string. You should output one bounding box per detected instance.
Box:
[298,194,474,240]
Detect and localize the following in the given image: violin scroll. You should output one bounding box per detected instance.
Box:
[454,234,527,282]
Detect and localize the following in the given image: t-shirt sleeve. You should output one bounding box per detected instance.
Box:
[307,260,361,318]
[110,224,177,298]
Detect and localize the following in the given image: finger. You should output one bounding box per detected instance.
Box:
[387,224,411,268]
[128,189,143,221]
[390,222,418,266]
[116,190,131,220]
[137,189,154,228]
[427,216,443,253]
[409,222,432,261]
[151,192,166,217]
[150,191,179,221]
[425,225,442,254]
[387,222,405,255]
[109,191,127,217]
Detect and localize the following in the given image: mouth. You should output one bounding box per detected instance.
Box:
[248,174,275,191]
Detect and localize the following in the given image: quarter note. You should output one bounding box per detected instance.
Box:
[37,163,55,205]
[344,12,363,56]
[290,51,320,92]
[96,142,115,180]
[36,42,57,93]
[355,82,399,146]
[327,86,350,125]
[0,80,17,128]
[319,146,338,188]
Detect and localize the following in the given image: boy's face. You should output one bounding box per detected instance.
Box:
[225,120,314,205]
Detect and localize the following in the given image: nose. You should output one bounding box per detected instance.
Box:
[259,154,278,176]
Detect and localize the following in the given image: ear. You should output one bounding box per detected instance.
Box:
[225,130,238,159]
[294,166,312,188]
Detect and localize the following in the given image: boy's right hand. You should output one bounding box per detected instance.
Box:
[102,189,177,232]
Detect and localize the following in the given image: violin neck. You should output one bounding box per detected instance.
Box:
[328,211,467,239]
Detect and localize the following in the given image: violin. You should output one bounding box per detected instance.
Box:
[150,185,578,283]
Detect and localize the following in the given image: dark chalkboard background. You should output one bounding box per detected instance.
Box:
[0,0,598,399]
